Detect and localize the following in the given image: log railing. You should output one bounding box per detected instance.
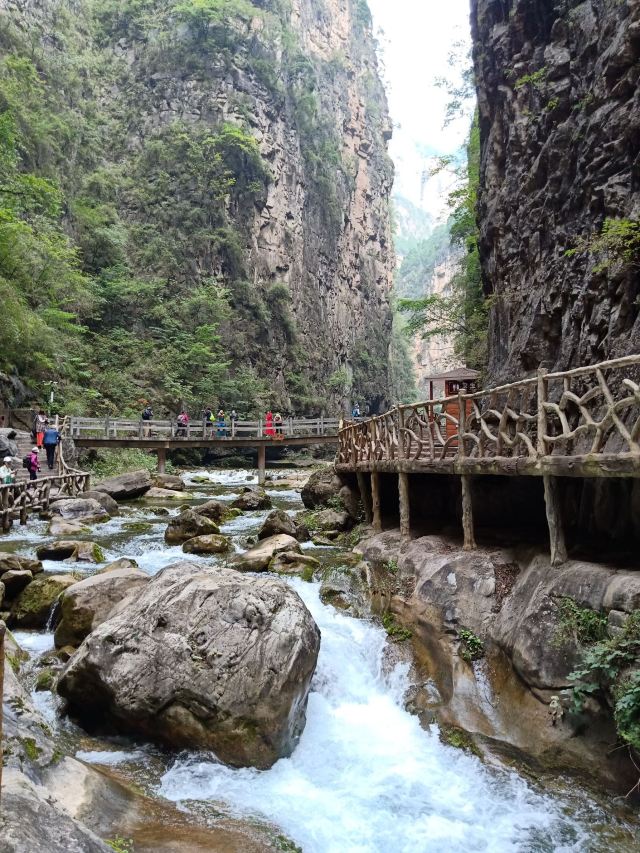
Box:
[1,471,91,532]
[338,355,640,470]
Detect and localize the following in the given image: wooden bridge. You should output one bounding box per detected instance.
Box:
[337,356,640,564]
[65,416,340,484]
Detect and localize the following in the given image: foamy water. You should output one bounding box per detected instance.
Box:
[159,580,592,853]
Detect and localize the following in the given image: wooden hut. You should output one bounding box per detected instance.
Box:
[423,368,480,443]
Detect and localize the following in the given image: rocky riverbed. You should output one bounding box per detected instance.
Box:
[1,467,639,851]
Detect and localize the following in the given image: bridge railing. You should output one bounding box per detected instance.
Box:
[67,416,340,440]
[1,471,90,531]
[338,355,640,467]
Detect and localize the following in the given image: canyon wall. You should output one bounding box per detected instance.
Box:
[471,0,640,383]
[0,0,394,413]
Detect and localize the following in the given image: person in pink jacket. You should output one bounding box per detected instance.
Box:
[27,446,40,481]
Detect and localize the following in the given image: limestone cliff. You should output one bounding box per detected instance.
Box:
[0,0,394,413]
[471,0,640,383]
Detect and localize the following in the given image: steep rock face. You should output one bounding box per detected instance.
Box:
[471,0,640,382]
[0,0,394,412]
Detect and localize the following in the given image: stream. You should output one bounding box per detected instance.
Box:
[4,468,639,852]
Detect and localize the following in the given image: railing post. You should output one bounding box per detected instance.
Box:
[104,417,109,438]
[538,369,567,565]
[458,391,476,550]
[536,368,548,458]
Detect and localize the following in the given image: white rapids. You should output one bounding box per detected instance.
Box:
[160,579,590,853]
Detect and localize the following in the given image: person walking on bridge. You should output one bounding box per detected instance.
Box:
[217,409,226,438]
[177,410,189,437]
[26,446,40,481]
[142,404,153,438]
[265,410,275,437]
[43,425,61,470]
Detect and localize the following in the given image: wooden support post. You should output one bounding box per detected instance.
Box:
[356,471,373,524]
[157,447,166,474]
[0,619,5,807]
[257,445,266,486]
[543,475,567,566]
[461,475,476,551]
[398,471,410,540]
[371,470,382,533]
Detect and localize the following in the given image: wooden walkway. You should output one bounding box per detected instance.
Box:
[336,356,640,563]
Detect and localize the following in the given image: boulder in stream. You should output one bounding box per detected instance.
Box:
[153,473,185,491]
[1,569,33,598]
[232,534,301,572]
[258,508,308,541]
[97,557,140,574]
[194,499,238,523]
[57,562,321,769]
[50,498,109,523]
[48,518,89,537]
[36,540,105,563]
[270,552,320,579]
[164,508,220,544]
[231,487,272,511]
[82,490,120,516]
[301,468,343,509]
[54,567,150,648]
[10,573,77,628]
[144,486,185,499]
[95,469,152,501]
[0,553,43,575]
[182,534,231,554]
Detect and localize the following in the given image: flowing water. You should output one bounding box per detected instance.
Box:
[4,468,639,852]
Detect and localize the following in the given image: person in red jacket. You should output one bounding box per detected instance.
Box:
[265,410,275,437]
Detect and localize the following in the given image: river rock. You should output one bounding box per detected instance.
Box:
[10,574,77,628]
[301,468,343,509]
[231,487,272,511]
[270,552,320,578]
[153,473,185,491]
[48,518,89,537]
[36,541,105,563]
[83,490,120,516]
[232,534,301,572]
[182,534,231,554]
[320,562,369,616]
[144,486,185,499]
[164,509,220,544]
[0,553,43,575]
[1,569,33,598]
[94,469,152,500]
[50,498,109,523]
[54,568,150,648]
[311,508,352,532]
[0,428,19,459]
[57,562,321,769]
[194,499,236,523]
[258,508,307,541]
[97,557,140,574]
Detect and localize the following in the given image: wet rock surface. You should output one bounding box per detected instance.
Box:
[50,498,109,523]
[95,470,152,500]
[258,508,307,541]
[231,487,272,511]
[164,508,220,544]
[10,573,78,628]
[182,534,231,554]
[58,562,321,769]
[232,534,301,572]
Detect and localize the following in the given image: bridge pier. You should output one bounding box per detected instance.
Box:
[157,447,166,474]
[461,475,476,551]
[257,445,266,486]
[356,472,373,524]
[543,475,567,565]
[398,472,410,540]
[371,471,382,532]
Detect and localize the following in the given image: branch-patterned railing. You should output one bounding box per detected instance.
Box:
[338,356,640,467]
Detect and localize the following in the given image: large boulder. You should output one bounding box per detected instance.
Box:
[36,541,105,564]
[82,490,119,516]
[48,518,90,537]
[10,574,77,628]
[144,487,185,500]
[270,552,320,578]
[1,569,33,598]
[258,509,307,541]
[57,562,320,769]
[310,508,352,533]
[164,509,220,544]
[232,534,301,572]
[54,568,150,648]
[152,473,184,491]
[97,557,139,574]
[0,553,43,576]
[50,499,108,524]
[94,470,152,501]
[301,467,343,509]
[194,499,237,523]
[182,534,231,555]
[0,428,19,459]
[231,487,272,511]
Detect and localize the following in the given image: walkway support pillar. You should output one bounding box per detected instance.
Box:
[398,472,410,541]
[356,471,373,524]
[257,445,266,486]
[543,475,567,566]
[157,447,166,474]
[461,476,476,551]
[371,470,382,533]
[0,619,6,807]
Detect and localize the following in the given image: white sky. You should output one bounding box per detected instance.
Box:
[367,0,473,216]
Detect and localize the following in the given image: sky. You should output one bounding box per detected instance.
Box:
[367,0,473,218]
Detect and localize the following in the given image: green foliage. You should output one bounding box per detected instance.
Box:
[553,597,608,648]
[565,218,640,274]
[458,628,484,662]
[545,97,559,112]
[395,223,450,299]
[439,725,481,757]
[568,611,640,752]
[384,559,398,575]
[382,613,412,641]
[105,838,134,853]
[86,448,175,479]
[514,67,547,91]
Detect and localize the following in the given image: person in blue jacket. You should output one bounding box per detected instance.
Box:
[42,425,61,470]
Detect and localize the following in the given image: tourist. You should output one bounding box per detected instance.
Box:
[0,456,15,484]
[33,410,48,448]
[141,403,153,438]
[42,424,61,470]
[217,409,226,438]
[203,407,213,436]
[176,410,189,437]
[27,446,40,481]
[265,410,275,437]
[230,409,238,435]
[274,411,284,437]
[352,403,361,419]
